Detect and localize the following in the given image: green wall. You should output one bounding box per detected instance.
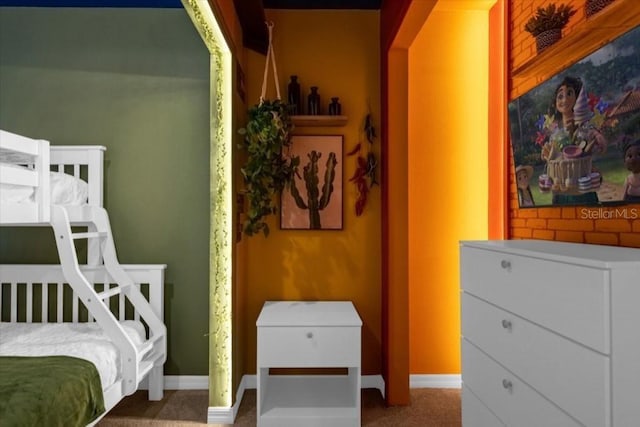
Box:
[0,7,210,376]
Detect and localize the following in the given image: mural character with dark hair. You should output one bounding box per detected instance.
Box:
[622,139,640,202]
[552,76,582,138]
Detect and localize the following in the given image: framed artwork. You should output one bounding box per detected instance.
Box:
[508,25,640,208]
[281,135,343,230]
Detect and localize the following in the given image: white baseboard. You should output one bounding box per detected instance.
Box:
[410,374,461,389]
[362,374,386,398]
[207,374,253,424]
[139,375,208,391]
[164,375,209,390]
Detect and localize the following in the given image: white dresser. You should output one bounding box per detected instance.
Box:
[460,239,640,427]
[256,301,362,427]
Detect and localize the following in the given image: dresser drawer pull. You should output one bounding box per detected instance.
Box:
[501,319,512,330]
[306,332,313,339]
[502,379,513,392]
[500,259,511,270]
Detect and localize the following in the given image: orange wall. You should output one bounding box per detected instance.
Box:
[507,0,640,247]
[407,2,490,375]
[241,9,382,375]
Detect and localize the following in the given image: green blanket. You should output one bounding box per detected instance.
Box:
[0,356,105,427]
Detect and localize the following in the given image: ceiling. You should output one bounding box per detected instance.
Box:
[237,0,382,55]
[263,0,381,8]
[0,1,183,6]
[0,0,380,8]
[0,0,381,54]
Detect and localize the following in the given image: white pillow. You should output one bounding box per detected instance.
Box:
[50,171,88,205]
[0,167,88,205]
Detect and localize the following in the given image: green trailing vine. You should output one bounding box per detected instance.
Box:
[239,99,298,237]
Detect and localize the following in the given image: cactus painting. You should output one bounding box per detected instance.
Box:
[281,135,343,230]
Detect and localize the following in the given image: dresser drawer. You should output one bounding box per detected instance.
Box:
[462,340,582,427]
[462,385,506,427]
[258,326,360,367]
[461,246,609,353]
[462,293,609,427]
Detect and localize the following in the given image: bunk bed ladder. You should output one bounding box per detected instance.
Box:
[50,204,167,397]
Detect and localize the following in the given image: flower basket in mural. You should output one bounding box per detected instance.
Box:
[585,0,615,18]
[535,28,562,53]
[524,3,576,54]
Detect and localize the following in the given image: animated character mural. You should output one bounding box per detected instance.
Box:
[509,25,640,207]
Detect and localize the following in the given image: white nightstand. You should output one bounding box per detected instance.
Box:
[256,301,362,427]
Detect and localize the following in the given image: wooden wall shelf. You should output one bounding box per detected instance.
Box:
[513,0,640,83]
[291,115,348,127]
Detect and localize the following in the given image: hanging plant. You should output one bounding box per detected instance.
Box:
[238,22,298,237]
[239,99,297,237]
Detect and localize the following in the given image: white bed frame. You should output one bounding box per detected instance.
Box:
[0,129,167,424]
[0,129,105,225]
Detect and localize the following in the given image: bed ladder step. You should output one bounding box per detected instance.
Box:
[137,333,165,360]
[71,231,108,240]
[95,284,130,301]
[137,360,155,384]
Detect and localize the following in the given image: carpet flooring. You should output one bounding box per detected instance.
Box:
[99,388,461,426]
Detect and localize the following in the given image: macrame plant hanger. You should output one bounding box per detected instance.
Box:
[260,21,281,105]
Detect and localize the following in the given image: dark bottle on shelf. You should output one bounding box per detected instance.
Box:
[287,75,301,115]
[328,97,341,116]
[308,86,321,115]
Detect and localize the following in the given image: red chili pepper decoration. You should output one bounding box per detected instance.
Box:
[349,113,378,216]
[346,142,361,156]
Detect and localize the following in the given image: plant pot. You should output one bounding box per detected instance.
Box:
[535,28,562,54]
[585,0,615,18]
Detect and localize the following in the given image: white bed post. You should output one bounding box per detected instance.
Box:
[36,140,50,223]
[148,366,164,401]
[87,148,105,266]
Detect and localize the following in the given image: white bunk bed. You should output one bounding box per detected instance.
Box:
[0,129,167,426]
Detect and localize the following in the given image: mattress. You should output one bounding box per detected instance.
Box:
[0,321,146,389]
[0,168,88,205]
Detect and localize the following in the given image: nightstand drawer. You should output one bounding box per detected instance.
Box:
[258,326,360,367]
[461,246,609,353]
[462,340,582,427]
[462,293,609,427]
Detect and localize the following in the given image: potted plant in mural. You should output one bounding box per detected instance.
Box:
[524,3,576,54]
[585,0,615,18]
[239,99,298,237]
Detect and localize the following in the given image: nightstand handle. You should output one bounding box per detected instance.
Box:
[502,379,513,391]
[501,319,512,330]
[500,260,511,270]
[306,332,313,339]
